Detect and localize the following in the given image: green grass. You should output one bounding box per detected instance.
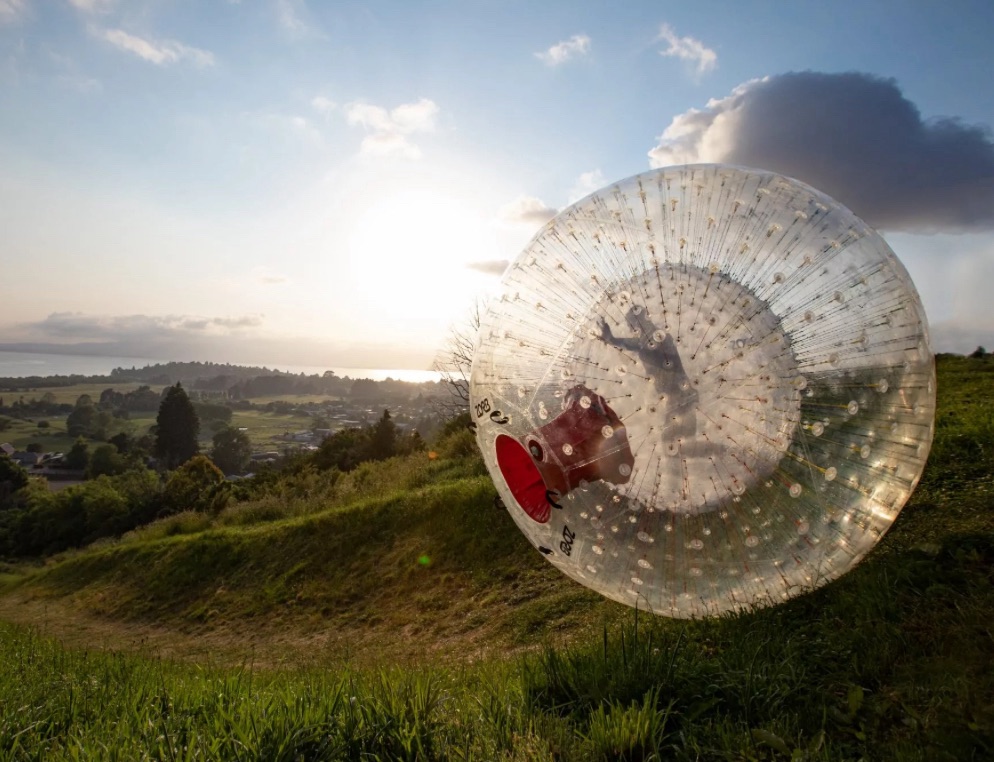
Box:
[0,415,77,452]
[1,449,601,664]
[0,354,992,759]
[0,521,990,760]
[228,409,311,448]
[0,401,307,454]
[0,620,495,761]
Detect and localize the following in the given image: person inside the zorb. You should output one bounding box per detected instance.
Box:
[599,305,705,503]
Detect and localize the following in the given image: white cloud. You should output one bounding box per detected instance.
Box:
[356,132,422,160]
[647,71,994,232]
[498,196,557,225]
[345,98,439,159]
[346,102,392,132]
[657,23,716,77]
[568,169,605,204]
[0,312,281,362]
[310,95,335,116]
[535,34,590,66]
[346,99,437,133]
[23,312,263,340]
[98,27,215,67]
[0,0,26,24]
[389,99,439,132]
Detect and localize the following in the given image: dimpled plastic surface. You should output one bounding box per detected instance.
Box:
[470,165,936,617]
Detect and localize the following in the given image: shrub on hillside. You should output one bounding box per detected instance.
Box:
[162,455,229,516]
[434,426,480,462]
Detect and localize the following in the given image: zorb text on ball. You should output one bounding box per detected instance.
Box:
[469,164,936,617]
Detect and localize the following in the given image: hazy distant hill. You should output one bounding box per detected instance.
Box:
[110,361,309,383]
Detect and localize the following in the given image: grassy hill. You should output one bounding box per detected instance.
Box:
[0,442,619,667]
[0,354,992,759]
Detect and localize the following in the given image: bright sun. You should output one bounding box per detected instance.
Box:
[347,188,499,340]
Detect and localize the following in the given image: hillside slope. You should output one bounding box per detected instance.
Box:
[2,353,993,671]
[0,464,619,665]
[0,355,992,758]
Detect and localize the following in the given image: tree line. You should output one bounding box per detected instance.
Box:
[0,383,448,559]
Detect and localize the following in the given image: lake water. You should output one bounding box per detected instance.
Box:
[0,351,441,383]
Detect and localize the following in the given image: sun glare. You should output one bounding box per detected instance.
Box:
[347,189,499,339]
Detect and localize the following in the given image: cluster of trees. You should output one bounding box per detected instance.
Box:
[227,374,351,400]
[109,361,306,383]
[0,455,227,557]
[193,401,232,428]
[0,377,466,559]
[102,361,442,402]
[63,386,174,443]
[0,381,254,557]
[66,396,120,440]
[98,386,162,413]
[52,383,245,472]
[3,363,444,407]
[152,384,249,474]
[312,410,425,472]
[0,392,71,418]
[0,374,109,392]
[60,435,151,477]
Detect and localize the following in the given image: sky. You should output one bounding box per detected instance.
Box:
[1,0,993,369]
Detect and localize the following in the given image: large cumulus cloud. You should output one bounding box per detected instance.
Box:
[649,72,994,232]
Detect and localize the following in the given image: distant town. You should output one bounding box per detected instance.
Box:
[0,360,462,488]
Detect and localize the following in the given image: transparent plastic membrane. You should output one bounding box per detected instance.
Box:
[470,164,936,617]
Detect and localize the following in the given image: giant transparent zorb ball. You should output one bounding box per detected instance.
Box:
[470,165,935,617]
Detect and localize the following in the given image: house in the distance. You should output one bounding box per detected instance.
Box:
[9,451,42,468]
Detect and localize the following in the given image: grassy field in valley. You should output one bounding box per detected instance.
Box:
[0,402,307,454]
[0,354,991,759]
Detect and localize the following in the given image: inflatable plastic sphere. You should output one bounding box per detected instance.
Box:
[469,164,935,617]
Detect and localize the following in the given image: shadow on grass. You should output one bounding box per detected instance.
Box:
[520,531,994,760]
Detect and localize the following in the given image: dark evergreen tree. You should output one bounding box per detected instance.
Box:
[369,409,397,461]
[155,383,200,469]
[399,430,427,455]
